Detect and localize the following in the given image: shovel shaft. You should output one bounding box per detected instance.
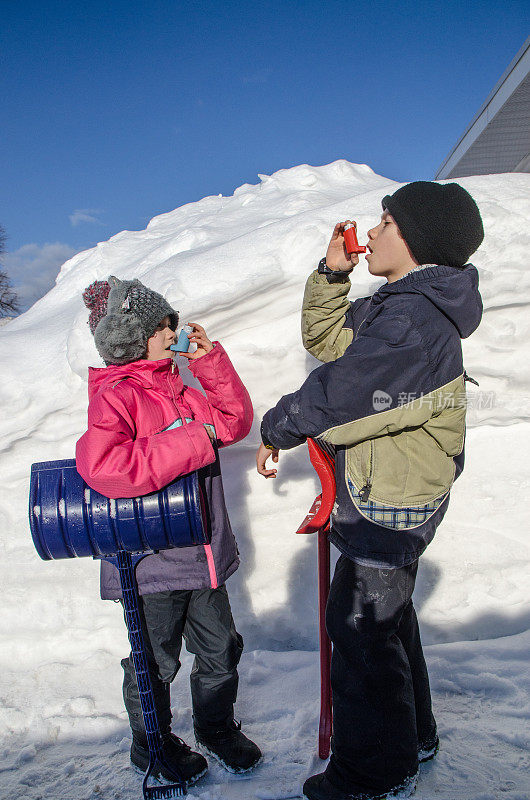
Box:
[318,527,332,759]
[116,550,165,756]
[115,550,187,797]
[295,439,335,760]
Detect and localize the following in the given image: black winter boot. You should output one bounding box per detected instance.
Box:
[130,731,208,786]
[302,770,419,800]
[194,719,262,774]
[418,733,439,763]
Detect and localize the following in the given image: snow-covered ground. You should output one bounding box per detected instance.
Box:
[0,161,529,800]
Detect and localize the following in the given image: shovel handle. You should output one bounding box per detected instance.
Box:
[318,527,332,759]
[296,439,335,759]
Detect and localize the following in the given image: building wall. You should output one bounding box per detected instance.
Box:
[436,37,530,179]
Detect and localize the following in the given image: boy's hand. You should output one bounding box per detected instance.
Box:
[180,322,214,360]
[325,221,361,271]
[256,443,279,478]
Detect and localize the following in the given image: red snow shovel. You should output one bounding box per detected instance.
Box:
[296,438,336,759]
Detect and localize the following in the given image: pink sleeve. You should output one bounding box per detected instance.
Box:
[187,343,254,447]
[76,389,216,499]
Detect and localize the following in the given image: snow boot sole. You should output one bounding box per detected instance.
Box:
[418,736,439,763]
[131,761,208,788]
[195,739,263,774]
[302,769,419,800]
[130,734,208,788]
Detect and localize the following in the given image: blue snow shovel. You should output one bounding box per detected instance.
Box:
[29,458,211,799]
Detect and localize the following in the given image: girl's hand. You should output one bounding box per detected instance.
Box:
[256,443,279,478]
[203,423,216,440]
[325,221,360,271]
[180,322,214,360]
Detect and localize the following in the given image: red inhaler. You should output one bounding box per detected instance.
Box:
[343,222,366,254]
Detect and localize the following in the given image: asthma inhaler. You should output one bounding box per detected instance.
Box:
[343,222,366,255]
[170,324,193,354]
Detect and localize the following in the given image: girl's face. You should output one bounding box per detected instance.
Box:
[366,211,418,282]
[146,316,176,360]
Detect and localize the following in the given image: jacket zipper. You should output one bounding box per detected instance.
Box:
[166,370,219,589]
[354,307,372,501]
[354,315,368,341]
[166,372,186,424]
[463,370,479,386]
[359,440,374,502]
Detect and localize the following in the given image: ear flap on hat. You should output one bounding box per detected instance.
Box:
[94,312,146,365]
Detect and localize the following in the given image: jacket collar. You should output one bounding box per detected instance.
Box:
[372,264,482,339]
[379,264,464,293]
[88,358,183,397]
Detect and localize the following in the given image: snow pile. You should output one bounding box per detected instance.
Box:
[0,161,529,799]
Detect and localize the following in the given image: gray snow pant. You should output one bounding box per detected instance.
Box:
[121,584,244,738]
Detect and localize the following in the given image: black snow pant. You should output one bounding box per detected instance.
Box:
[121,584,244,739]
[324,555,436,796]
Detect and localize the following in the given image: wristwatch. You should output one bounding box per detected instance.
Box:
[260,422,277,450]
[317,257,353,283]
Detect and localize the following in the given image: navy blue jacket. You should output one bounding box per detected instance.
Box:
[262,264,483,568]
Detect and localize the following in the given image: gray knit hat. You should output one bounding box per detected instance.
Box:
[89,275,178,365]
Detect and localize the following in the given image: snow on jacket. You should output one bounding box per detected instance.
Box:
[76,343,253,598]
[262,264,483,568]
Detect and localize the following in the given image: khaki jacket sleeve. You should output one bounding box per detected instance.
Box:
[301,270,353,363]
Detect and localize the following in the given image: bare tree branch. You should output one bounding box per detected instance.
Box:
[0,225,20,317]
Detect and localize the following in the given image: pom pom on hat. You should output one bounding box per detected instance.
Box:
[83,280,111,334]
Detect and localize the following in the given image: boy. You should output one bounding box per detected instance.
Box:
[77,276,261,787]
[257,182,484,800]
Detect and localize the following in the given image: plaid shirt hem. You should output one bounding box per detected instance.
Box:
[347,479,447,530]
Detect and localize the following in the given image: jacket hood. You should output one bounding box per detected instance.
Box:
[375,264,483,339]
[87,357,181,400]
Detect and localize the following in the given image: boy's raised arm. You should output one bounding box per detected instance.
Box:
[302,221,365,363]
[301,269,355,362]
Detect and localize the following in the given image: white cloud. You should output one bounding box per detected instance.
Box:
[69,208,104,227]
[3,242,79,312]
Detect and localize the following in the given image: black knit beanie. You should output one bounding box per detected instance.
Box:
[382,181,484,268]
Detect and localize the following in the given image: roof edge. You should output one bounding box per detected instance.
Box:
[435,35,530,179]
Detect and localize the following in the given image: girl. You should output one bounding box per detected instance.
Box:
[77,275,261,787]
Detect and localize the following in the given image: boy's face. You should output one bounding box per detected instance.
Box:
[366,210,418,280]
[146,316,176,361]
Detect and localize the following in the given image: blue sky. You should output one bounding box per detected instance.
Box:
[1,0,528,310]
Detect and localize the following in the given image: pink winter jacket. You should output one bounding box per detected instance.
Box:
[76,343,253,597]
[76,343,252,498]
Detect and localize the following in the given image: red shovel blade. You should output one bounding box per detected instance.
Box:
[296,493,324,535]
